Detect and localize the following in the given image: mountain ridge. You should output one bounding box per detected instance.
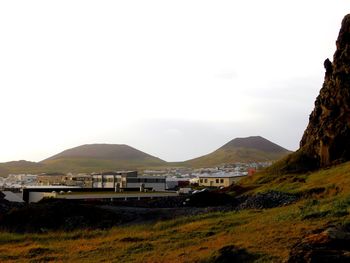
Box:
[185,136,291,168]
[219,136,289,153]
[0,137,290,175]
[41,143,165,163]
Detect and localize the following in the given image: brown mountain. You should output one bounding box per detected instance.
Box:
[39,144,166,173]
[271,14,350,173]
[220,136,289,153]
[42,144,164,163]
[0,145,166,176]
[185,136,291,167]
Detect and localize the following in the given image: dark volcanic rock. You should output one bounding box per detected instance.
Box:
[0,199,130,233]
[185,191,236,207]
[206,245,259,263]
[275,14,350,173]
[0,191,24,215]
[237,191,299,210]
[287,225,350,262]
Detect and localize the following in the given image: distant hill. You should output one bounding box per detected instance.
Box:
[0,166,10,177]
[0,145,166,176]
[0,160,44,176]
[42,144,165,162]
[40,144,166,173]
[0,138,291,175]
[185,136,291,168]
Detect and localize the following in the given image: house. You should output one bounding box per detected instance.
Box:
[198,172,245,188]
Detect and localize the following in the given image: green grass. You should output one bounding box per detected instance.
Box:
[0,203,334,262]
[0,157,178,176]
[0,146,292,176]
[185,147,290,168]
[2,162,350,262]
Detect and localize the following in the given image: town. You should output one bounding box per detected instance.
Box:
[0,162,271,203]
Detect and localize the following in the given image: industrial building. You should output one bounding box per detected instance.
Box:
[65,174,93,188]
[92,171,166,191]
[37,173,66,186]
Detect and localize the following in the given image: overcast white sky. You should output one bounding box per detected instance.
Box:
[0,1,349,162]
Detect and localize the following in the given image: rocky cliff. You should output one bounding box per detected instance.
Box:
[272,14,350,173]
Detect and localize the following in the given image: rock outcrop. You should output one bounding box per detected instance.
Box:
[287,225,350,262]
[272,14,350,173]
[236,190,299,210]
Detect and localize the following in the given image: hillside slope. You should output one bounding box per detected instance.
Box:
[2,162,350,262]
[0,145,167,175]
[0,138,291,175]
[40,144,166,173]
[185,136,291,167]
[42,144,164,163]
[0,161,44,176]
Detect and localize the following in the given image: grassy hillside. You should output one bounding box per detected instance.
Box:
[41,157,169,174]
[0,166,10,177]
[0,158,169,176]
[220,136,289,153]
[2,162,350,262]
[185,147,289,168]
[185,136,291,168]
[0,161,44,176]
[41,144,166,172]
[0,144,167,175]
[42,144,165,163]
[0,137,290,175]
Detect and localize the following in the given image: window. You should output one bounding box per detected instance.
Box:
[200,179,203,183]
[216,179,219,183]
[220,179,224,183]
[204,179,208,183]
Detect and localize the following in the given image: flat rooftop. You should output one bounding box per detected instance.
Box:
[55,191,178,200]
[23,186,81,189]
[198,173,246,178]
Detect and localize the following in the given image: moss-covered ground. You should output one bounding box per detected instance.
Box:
[2,162,350,262]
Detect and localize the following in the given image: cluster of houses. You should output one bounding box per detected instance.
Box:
[34,171,167,191]
[31,170,246,190]
[0,174,37,189]
[0,162,273,203]
[0,162,270,191]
